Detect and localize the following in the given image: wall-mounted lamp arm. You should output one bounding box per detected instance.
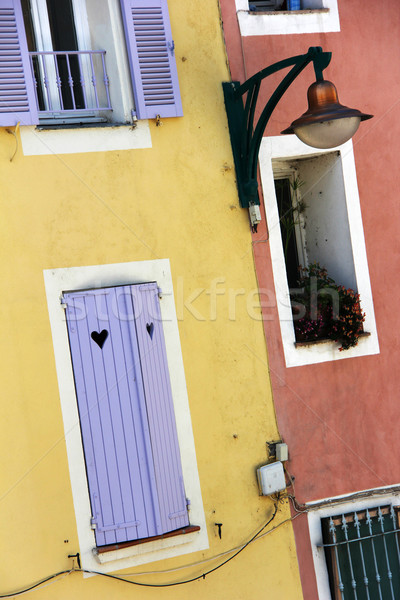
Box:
[223,47,332,208]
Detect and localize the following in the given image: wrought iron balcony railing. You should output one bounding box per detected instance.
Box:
[29,50,112,118]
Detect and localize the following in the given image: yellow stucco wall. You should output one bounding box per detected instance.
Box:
[0,1,303,598]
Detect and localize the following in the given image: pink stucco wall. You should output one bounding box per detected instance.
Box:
[219,1,400,597]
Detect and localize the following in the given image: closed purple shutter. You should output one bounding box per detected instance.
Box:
[120,0,183,119]
[134,283,189,533]
[0,0,38,126]
[64,283,188,547]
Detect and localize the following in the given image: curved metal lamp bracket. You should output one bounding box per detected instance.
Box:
[222,47,331,207]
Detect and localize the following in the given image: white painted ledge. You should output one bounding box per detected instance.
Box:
[21,121,152,156]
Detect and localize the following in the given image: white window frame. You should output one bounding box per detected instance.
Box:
[308,487,400,599]
[259,135,379,367]
[43,259,208,574]
[235,0,340,36]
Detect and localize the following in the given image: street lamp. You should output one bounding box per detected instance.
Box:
[222,47,372,216]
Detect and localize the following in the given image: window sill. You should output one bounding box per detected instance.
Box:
[96,526,201,555]
[294,331,371,349]
[20,121,151,156]
[37,120,130,131]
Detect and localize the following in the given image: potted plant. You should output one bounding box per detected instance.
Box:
[291,263,365,351]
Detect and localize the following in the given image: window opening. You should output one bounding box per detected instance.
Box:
[321,506,400,599]
[272,151,368,351]
[273,153,357,293]
[21,0,110,122]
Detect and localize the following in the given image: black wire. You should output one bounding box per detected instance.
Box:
[0,504,278,595]
[0,570,72,598]
[79,504,279,588]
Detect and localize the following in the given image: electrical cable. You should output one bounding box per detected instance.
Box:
[77,503,279,588]
[0,505,280,596]
[128,508,304,577]
[0,570,73,598]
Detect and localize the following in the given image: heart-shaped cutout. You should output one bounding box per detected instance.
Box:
[146,322,154,339]
[91,329,108,349]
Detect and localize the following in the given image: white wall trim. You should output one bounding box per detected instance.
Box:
[235,0,340,36]
[259,136,379,367]
[21,121,151,155]
[43,259,208,574]
[308,487,400,599]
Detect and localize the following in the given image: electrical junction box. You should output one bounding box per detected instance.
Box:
[276,442,288,462]
[249,203,261,226]
[257,461,286,496]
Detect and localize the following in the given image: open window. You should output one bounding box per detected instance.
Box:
[0,0,182,127]
[44,260,208,573]
[273,152,357,294]
[259,136,379,367]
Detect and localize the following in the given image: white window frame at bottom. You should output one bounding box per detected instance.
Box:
[308,487,400,599]
[43,259,208,575]
[235,0,340,36]
[259,136,379,367]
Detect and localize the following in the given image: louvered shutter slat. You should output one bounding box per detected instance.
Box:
[0,1,38,126]
[120,0,183,119]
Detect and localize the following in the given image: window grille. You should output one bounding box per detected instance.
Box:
[249,1,284,11]
[321,505,400,599]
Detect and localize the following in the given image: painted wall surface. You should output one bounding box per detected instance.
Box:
[219,0,400,597]
[0,1,303,599]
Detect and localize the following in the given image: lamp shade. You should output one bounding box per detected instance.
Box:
[281,80,373,149]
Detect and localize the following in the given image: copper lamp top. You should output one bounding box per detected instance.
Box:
[281,80,373,135]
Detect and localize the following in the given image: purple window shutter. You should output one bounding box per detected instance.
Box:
[120,0,183,119]
[64,287,163,547]
[133,283,189,534]
[0,0,38,126]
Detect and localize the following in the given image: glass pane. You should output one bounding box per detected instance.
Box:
[275,178,301,289]
[46,0,84,109]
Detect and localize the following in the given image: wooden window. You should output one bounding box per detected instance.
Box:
[0,0,182,126]
[63,282,192,548]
